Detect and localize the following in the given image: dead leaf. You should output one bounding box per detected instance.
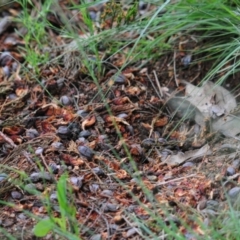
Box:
[164,144,212,166]
[166,97,205,126]
[212,113,240,138]
[82,115,96,130]
[154,116,168,127]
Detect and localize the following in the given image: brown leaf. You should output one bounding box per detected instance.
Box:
[15,87,28,97]
[3,126,24,135]
[116,169,128,179]
[154,116,168,127]
[82,115,96,130]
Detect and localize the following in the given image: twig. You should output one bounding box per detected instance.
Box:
[84,159,103,184]
[0,131,37,169]
[155,173,200,186]
[146,73,162,99]
[173,50,179,87]
[122,214,144,238]
[40,154,51,172]
[153,70,163,98]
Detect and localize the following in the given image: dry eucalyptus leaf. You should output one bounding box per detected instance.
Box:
[203,81,237,113]
[212,112,240,138]
[166,97,205,126]
[183,81,212,117]
[164,144,211,166]
[182,80,236,118]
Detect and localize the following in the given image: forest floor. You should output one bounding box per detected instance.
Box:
[1,1,240,239]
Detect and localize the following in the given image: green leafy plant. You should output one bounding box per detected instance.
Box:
[33,174,79,239]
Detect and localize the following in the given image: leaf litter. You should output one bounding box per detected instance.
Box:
[1,1,240,239]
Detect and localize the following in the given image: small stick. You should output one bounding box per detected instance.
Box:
[173,50,179,87]
[0,131,37,168]
[155,173,200,186]
[153,70,163,98]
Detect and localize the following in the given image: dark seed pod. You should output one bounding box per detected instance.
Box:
[8,93,17,100]
[2,66,10,77]
[182,162,195,168]
[57,126,72,139]
[51,141,63,149]
[141,138,155,149]
[50,192,57,200]
[89,184,99,193]
[35,147,44,155]
[100,189,113,197]
[89,11,97,21]
[90,234,101,240]
[26,128,39,139]
[11,191,23,199]
[60,95,72,106]
[92,167,105,176]
[102,203,119,212]
[79,130,91,138]
[226,166,235,176]
[113,74,126,84]
[232,159,240,169]
[0,173,7,182]
[206,200,219,211]
[49,162,59,174]
[182,54,192,67]
[57,78,65,88]
[70,176,83,189]
[228,187,240,199]
[30,172,53,183]
[78,146,94,160]
[68,122,81,139]
[77,109,89,118]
